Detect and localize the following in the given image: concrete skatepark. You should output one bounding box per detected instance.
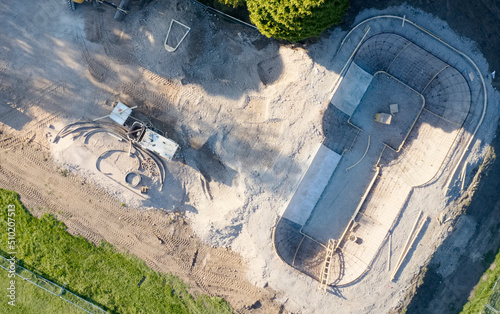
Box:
[274,16,486,288]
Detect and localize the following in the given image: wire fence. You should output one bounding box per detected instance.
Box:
[190,0,257,30]
[0,255,107,314]
[483,276,500,314]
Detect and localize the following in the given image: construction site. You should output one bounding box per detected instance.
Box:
[0,0,499,313]
[275,17,486,290]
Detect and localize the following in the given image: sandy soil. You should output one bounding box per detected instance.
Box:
[0,0,499,313]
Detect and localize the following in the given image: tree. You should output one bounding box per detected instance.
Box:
[246,0,349,42]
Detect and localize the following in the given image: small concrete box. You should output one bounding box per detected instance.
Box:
[375,113,392,125]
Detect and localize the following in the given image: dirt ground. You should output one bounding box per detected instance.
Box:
[0,0,499,313]
[0,0,287,312]
[401,125,500,313]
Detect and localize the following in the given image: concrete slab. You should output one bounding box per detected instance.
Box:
[349,72,424,151]
[390,104,399,114]
[301,133,383,244]
[282,144,341,226]
[330,62,373,116]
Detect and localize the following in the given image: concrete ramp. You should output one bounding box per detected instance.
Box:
[331,62,373,116]
[282,144,341,226]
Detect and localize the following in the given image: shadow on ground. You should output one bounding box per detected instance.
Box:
[404,122,500,313]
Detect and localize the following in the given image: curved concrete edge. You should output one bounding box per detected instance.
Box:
[327,17,485,285]
[332,15,487,191]
[272,217,324,282]
[273,15,487,288]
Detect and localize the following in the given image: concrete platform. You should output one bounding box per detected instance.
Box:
[301,133,382,244]
[349,72,424,151]
[282,144,341,226]
[330,62,373,116]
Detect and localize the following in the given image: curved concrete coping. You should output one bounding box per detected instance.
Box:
[274,15,486,287]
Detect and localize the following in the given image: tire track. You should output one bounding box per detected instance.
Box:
[30,82,64,107]
[120,82,177,111]
[148,228,262,300]
[0,164,63,216]
[0,59,9,74]
[142,69,181,104]
[191,267,259,296]
[0,113,61,150]
[141,255,162,272]
[208,247,243,265]
[0,80,63,149]
[76,35,109,82]
[0,142,275,311]
[64,220,102,245]
[98,18,136,65]
[179,87,201,106]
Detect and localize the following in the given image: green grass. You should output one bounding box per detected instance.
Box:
[0,269,85,313]
[461,249,500,313]
[488,286,500,313]
[0,189,232,313]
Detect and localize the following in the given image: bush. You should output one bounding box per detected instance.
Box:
[247,0,349,42]
[217,0,245,8]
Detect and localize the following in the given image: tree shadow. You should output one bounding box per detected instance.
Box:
[122,0,284,99]
[404,126,500,314]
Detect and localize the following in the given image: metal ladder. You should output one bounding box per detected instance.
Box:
[318,239,337,291]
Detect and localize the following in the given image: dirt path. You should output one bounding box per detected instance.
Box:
[0,140,279,312]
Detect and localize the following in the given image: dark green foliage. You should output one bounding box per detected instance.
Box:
[217,0,245,8]
[0,189,232,313]
[247,0,349,41]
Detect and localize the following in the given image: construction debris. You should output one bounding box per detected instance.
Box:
[54,120,168,191]
[375,113,392,125]
[391,213,427,281]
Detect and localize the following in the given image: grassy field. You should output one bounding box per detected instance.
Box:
[0,188,232,313]
[486,283,500,314]
[0,269,85,313]
[461,248,500,313]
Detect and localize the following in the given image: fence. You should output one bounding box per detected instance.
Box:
[0,255,107,314]
[483,275,500,314]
